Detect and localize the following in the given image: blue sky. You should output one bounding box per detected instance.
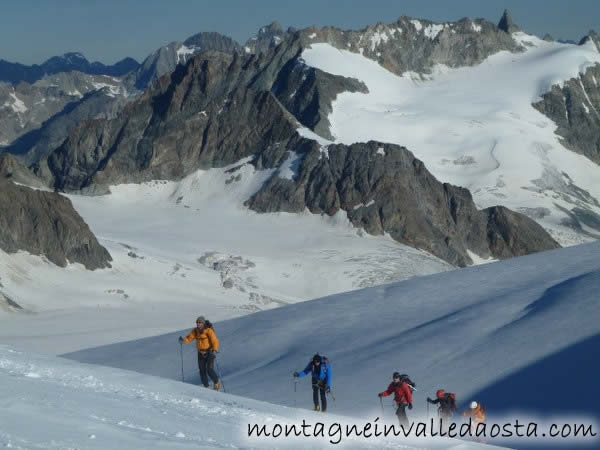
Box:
[1,0,598,65]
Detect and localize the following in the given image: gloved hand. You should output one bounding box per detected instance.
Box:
[378,393,383,398]
[325,386,331,393]
[408,403,413,410]
[293,371,299,378]
[427,397,433,403]
[178,336,184,344]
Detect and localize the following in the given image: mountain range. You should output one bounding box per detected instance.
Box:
[0,9,599,286]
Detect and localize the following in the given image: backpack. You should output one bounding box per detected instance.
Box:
[446,393,457,412]
[399,374,416,390]
[314,356,330,371]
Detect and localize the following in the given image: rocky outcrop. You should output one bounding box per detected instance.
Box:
[184,32,242,54]
[578,31,600,52]
[0,291,24,312]
[484,206,560,258]
[0,153,47,188]
[533,64,600,165]
[244,21,293,55]
[246,141,559,266]
[0,177,112,269]
[498,9,520,34]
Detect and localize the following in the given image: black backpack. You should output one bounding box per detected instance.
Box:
[399,374,416,390]
[445,393,457,412]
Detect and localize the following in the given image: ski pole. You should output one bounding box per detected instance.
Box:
[327,389,336,402]
[179,341,185,382]
[427,401,429,421]
[379,397,384,415]
[215,357,226,393]
[293,378,297,407]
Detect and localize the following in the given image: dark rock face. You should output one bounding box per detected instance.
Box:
[484,206,560,258]
[578,31,600,51]
[244,21,293,55]
[533,64,600,165]
[184,32,242,54]
[0,153,46,188]
[131,33,242,91]
[246,141,559,266]
[271,53,368,140]
[45,52,301,191]
[0,178,112,269]
[498,10,520,34]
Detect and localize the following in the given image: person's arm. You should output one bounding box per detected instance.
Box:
[427,397,440,404]
[208,328,219,352]
[297,362,312,379]
[404,383,413,404]
[379,383,393,397]
[182,329,196,344]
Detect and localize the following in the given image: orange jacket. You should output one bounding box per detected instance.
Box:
[183,326,219,352]
[463,404,485,423]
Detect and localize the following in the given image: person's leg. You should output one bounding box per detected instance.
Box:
[197,352,209,387]
[319,386,327,412]
[396,405,408,427]
[311,378,320,410]
[206,352,219,385]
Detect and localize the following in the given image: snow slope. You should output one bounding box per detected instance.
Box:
[301,35,600,246]
[65,242,600,447]
[0,345,501,449]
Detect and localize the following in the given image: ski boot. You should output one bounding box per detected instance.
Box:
[213,381,221,391]
[313,405,320,411]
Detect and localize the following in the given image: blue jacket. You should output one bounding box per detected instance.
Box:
[298,360,332,387]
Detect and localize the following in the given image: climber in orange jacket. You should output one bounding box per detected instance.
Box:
[179,316,220,390]
[463,401,486,433]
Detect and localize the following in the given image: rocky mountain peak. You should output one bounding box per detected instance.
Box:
[259,21,284,35]
[578,30,600,51]
[498,9,520,33]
